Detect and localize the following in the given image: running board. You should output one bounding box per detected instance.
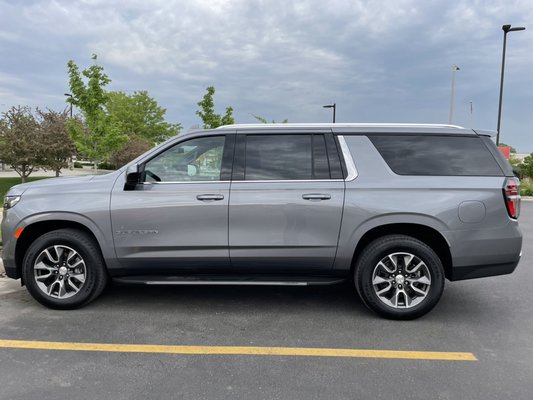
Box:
[112,275,347,287]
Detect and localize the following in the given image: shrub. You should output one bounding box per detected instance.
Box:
[521,181,533,196]
[97,162,117,170]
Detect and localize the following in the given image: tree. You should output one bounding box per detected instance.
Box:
[252,114,288,124]
[522,153,533,179]
[105,91,181,144]
[110,136,153,168]
[0,106,42,182]
[37,109,76,177]
[66,54,127,167]
[196,86,234,129]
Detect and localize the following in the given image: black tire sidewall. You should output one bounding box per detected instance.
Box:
[22,230,103,309]
[355,235,445,320]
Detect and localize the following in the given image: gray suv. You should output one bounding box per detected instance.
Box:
[1,123,522,319]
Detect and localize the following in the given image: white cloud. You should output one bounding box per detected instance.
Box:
[1,0,532,150]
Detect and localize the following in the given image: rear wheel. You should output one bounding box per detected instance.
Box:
[354,235,445,320]
[22,229,108,309]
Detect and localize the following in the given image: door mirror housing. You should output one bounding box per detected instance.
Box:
[125,164,141,190]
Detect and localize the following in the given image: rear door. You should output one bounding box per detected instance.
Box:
[228,130,345,272]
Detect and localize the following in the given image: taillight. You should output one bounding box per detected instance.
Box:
[503,177,521,219]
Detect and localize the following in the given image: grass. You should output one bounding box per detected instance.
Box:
[0,176,50,200]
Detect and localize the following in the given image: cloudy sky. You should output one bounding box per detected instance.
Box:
[1,0,532,151]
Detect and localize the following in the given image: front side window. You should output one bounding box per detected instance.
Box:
[144,136,225,182]
[244,134,330,180]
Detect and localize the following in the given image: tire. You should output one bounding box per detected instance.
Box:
[354,235,445,320]
[22,229,108,309]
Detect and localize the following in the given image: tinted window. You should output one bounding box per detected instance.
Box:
[244,135,330,180]
[370,135,503,176]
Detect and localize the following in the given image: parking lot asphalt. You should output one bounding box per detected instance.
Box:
[1,203,532,400]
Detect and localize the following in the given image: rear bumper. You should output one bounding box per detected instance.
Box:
[449,257,520,281]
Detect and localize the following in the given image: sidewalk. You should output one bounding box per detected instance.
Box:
[0,167,107,178]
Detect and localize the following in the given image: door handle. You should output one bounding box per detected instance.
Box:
[196,194,224,201]
[302,193,331,201]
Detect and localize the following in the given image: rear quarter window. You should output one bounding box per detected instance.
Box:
[369,135,504,176]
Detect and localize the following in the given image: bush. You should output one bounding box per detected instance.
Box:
[521,181,533,196]
[73,161,83,168]
[97,162,117,170]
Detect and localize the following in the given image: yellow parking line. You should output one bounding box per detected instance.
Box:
[0,339,477,361]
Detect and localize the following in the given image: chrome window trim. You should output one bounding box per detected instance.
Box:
[144,179,344,184]
[146,181,230,185]
[236,179,344,184]
[337,135,358,181]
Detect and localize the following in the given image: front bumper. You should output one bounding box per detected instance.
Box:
[3,262,20,279]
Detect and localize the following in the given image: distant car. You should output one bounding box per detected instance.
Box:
[2,123,522,319]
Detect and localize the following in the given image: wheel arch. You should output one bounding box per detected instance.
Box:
[351,223,453,280]
[15,217,112,282]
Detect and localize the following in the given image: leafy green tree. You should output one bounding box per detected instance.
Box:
[196,86,234,129]
[105,91,181,144]
[0,106,42,182]
[522,154,533,179]
[66,54,127,167]
[252,114,288,124]
[37,109,76,177]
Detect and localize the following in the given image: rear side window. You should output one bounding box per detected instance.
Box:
[369,135,504,176]
[244,134,331,180]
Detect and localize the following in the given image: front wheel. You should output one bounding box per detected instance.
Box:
[354,235,445,320]
[22,229,108,309]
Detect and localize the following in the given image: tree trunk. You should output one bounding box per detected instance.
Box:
[56,169,60,177]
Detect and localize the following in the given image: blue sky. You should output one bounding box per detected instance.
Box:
[1,0,532,152]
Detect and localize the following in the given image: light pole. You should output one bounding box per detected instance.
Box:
[64,93,73,118]
[469,100,473,128]
[323,103,336,123]
[448,65,460,124]
[496,24,526,145]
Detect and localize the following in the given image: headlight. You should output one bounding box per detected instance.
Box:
[3,195,21,210]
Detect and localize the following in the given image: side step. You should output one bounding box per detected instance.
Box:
[112,275,347,287]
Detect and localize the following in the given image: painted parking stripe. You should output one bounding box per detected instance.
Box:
[0,339,477,361]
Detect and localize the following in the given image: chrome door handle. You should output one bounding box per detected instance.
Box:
[302,193,331,201]
[196,194,224,201]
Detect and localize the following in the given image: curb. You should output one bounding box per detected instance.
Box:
[0,278,23,295]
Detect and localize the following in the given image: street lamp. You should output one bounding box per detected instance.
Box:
[496,24,526,145]
[323,103,336,123]
[64,93,73,118]
[448,65,460,124]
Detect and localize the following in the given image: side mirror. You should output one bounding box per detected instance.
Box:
[124,164,140,190]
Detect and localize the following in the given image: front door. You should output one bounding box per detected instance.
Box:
[110,134,233,273]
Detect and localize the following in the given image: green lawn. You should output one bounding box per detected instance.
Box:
[0,176,50,200]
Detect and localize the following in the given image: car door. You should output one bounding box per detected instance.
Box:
[228,131,345,272]
[110,134,235,273]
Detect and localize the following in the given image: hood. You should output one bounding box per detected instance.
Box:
[6,172,118,196]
